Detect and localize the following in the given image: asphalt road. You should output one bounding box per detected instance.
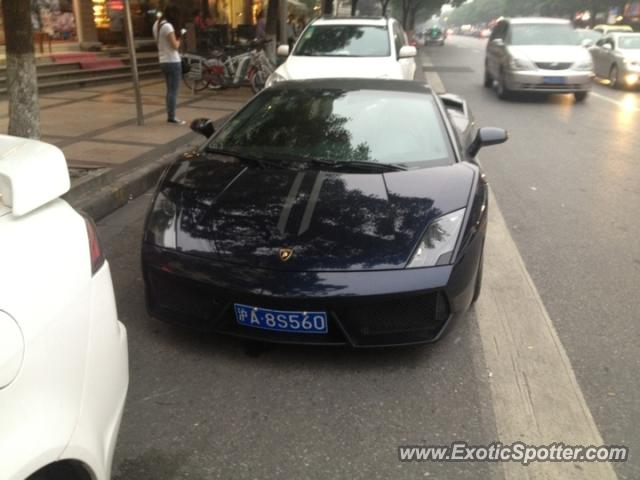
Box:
[100,191,499,479]
[98,38,639,479]
[423,35,640,479]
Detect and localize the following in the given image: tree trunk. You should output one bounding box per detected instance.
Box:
[323,0,334,15]
[2,0,40,139]
[351,0,358,16]
[265,0,279,61]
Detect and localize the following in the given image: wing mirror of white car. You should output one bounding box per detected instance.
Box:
[398,45,417,59]
[602,43,613,50]
[277,45,290,56]
[0,135,70,217]
[468,127,508,157]
[581,39,594,48]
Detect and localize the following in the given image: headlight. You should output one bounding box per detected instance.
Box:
[407,209,466,268]
[508,56,535,71]
[574,59,594,71]
[265,72,286,88]
[145,191,177,248]
[623,58,640,68]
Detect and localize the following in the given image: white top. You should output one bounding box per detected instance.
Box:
[153,20,180,63]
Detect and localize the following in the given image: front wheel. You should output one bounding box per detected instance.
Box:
[496,70,511,100]
[609,64,621,89]
[483,66,493,88]
[574,91,589,102]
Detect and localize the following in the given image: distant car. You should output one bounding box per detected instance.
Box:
[141,79,508,347]
[593,24,633,36]
[484,17,594,102]
[0,135,128,480]
[265,16,416,86]
[590,32,640,88]
[575,28,602,47]
[425,25,446,45]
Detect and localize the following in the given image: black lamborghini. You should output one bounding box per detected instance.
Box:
[141,79,507,347]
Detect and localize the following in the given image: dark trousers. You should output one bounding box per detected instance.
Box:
[160,62,181,120]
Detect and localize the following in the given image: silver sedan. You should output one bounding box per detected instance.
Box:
[589,33,640,89]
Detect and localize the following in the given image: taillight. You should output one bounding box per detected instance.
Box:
[83,215,105,275]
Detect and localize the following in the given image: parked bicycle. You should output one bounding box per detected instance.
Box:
[183,40,275,94]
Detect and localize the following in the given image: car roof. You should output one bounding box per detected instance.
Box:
[610,31,639,37]
[268,78,435,95]
[312,16,390,27]
[506,17,571,25]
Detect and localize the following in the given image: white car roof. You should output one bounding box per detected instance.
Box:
[312,16,389,27]
[507,17,571,25]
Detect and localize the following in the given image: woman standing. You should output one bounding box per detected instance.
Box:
[153,5,185,124]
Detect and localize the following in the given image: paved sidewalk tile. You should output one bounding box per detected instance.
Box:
[1,78,253,174]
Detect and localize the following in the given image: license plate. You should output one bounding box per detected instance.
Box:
[543,76,566,84]
[234,304,328,334]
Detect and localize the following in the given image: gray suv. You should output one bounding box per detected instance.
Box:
[484,17,594,102]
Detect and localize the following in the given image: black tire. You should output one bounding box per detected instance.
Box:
[471,254,483,305]
[496,70,511,100]
[574,91,589,102]
[483,66,493,88]
[609,64,621,89]
[183,71,208,92]
[249,68,268,94]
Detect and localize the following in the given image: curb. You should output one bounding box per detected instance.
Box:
[63,114,233,221]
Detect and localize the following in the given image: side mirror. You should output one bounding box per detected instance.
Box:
[190,118,215,138]
[602,43,613,50]
[398,45,417,59]
[468,127,508,157]
[581,38,594,48]
[277,44,290,56]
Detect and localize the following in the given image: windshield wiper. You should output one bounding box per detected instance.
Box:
[204,148,287,170]
[307,159,408,172]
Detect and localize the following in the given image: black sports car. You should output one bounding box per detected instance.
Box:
[142,79,507,347]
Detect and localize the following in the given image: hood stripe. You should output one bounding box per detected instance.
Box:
[277,172,305,235]
[298,172,326,235]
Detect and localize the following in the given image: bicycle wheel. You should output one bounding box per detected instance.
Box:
[183,69,208,92]
[249,67,268,93]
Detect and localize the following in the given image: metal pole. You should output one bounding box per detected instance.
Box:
[124,0,144,125]
[279,0,287,46]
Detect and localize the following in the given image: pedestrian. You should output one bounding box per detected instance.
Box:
[286,14,295,49]
[255,10,266,41]
[153,5,185,125]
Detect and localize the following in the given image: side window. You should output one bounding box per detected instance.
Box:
[392,22,404,56]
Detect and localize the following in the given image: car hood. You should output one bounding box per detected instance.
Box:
[153,157,475,272]
[619,50,640,62]
[277,55,404,80]
[507,45,590,64]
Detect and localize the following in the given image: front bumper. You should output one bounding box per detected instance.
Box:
[505,69,593,93]
[141,235,483,347]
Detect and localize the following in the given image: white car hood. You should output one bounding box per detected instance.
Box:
[619,50,640,62]
[508,45,590,64]
[278,55,404,80]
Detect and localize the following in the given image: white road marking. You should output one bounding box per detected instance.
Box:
[424,51,619,479]
[591,91,640,112]
[478,192,618,479]
[421,58,446,94]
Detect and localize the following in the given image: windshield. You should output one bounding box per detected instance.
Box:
[619,35,640,49]
[509,24,579,46]
[207,88,453,168]
[293,25,390,57]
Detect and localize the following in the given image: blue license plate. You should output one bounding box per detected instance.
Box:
[543,76,566,84]
[234,304,328,334]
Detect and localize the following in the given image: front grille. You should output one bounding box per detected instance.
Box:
[521,83,583,90]
[338,292,449,338]
[535,62,573,70]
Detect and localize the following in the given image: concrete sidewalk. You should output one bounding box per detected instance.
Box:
[0,78,252,219]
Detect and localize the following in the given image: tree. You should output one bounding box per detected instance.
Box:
[1,0,40,139]
[380,0,392,16]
